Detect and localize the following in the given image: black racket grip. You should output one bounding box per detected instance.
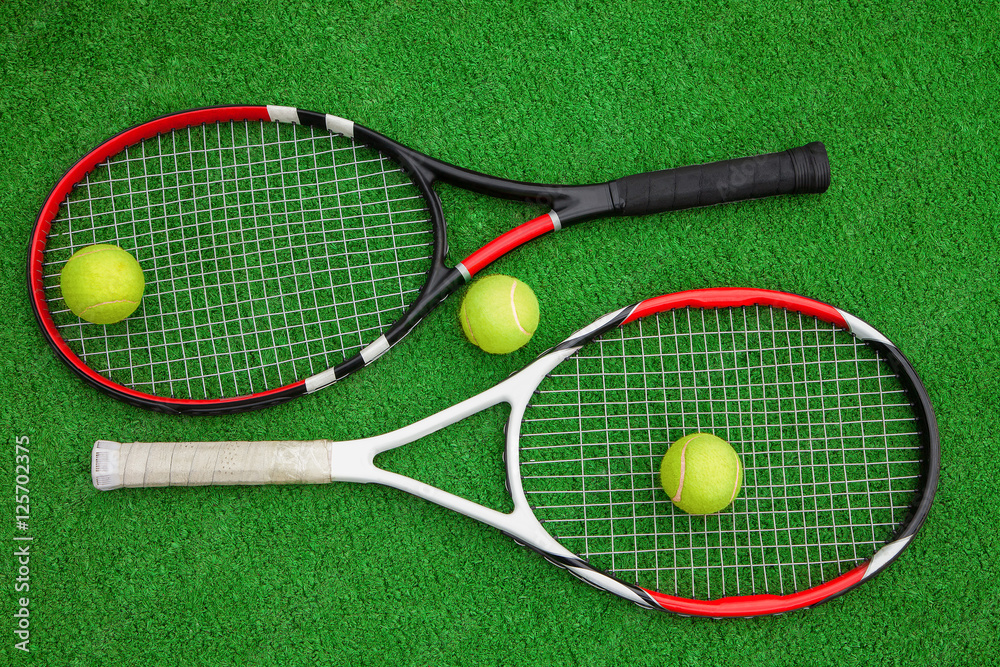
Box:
[614,142,829,216]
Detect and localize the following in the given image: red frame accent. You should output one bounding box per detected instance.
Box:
[625,287,849,328]
[31,107,272,244]
[28,106,283,409]
[459,213,556,276]
[642,563,867,617]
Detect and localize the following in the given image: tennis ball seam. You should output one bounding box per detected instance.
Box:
[727,460,741,505]
[671,438,690,504]
[461,304,480,347]
[509,281,530,335]
[72,245,115,260]
[80,299,140,316]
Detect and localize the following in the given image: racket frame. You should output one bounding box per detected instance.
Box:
[92,288,938,616]
[29,105,829,414]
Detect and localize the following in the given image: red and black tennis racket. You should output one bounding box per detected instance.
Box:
[29,106,830,414]
[92,288,937,617]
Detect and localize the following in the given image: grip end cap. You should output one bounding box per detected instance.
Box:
[92,440,124,491]
[790,142,831,194]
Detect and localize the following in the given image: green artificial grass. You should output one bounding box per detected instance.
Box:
[2,0,998,664]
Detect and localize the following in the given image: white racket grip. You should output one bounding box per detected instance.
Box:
[92,439,333,490]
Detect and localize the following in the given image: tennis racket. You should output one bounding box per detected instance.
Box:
[92,288,938,617]
[29,105,830,415]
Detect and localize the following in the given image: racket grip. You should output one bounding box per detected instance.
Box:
[614,142,829,216]
[92,439,332,490]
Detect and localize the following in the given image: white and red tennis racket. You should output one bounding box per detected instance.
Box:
[92,288,938,617]
[29,106,830,414]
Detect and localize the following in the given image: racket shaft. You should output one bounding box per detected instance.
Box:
[92,439,333,489]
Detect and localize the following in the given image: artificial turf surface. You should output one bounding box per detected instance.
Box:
[1,0,997,664]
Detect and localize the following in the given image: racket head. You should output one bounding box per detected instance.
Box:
[507,288,938,616]
[28,106,456,414]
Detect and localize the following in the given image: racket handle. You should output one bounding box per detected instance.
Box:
[92,439,332,490]
[614,142,829,216]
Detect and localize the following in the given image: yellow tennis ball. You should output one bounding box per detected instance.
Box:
[660,433,743,514]
[60,244,145,325]
[459,274,539,354]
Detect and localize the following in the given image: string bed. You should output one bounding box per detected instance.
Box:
[520,305,925,600]
[40,120,434,400]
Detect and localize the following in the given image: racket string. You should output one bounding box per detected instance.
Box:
[519,306,926,600]
[41,119,436,399]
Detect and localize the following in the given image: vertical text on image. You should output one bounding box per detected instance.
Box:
[13,435,32,653]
